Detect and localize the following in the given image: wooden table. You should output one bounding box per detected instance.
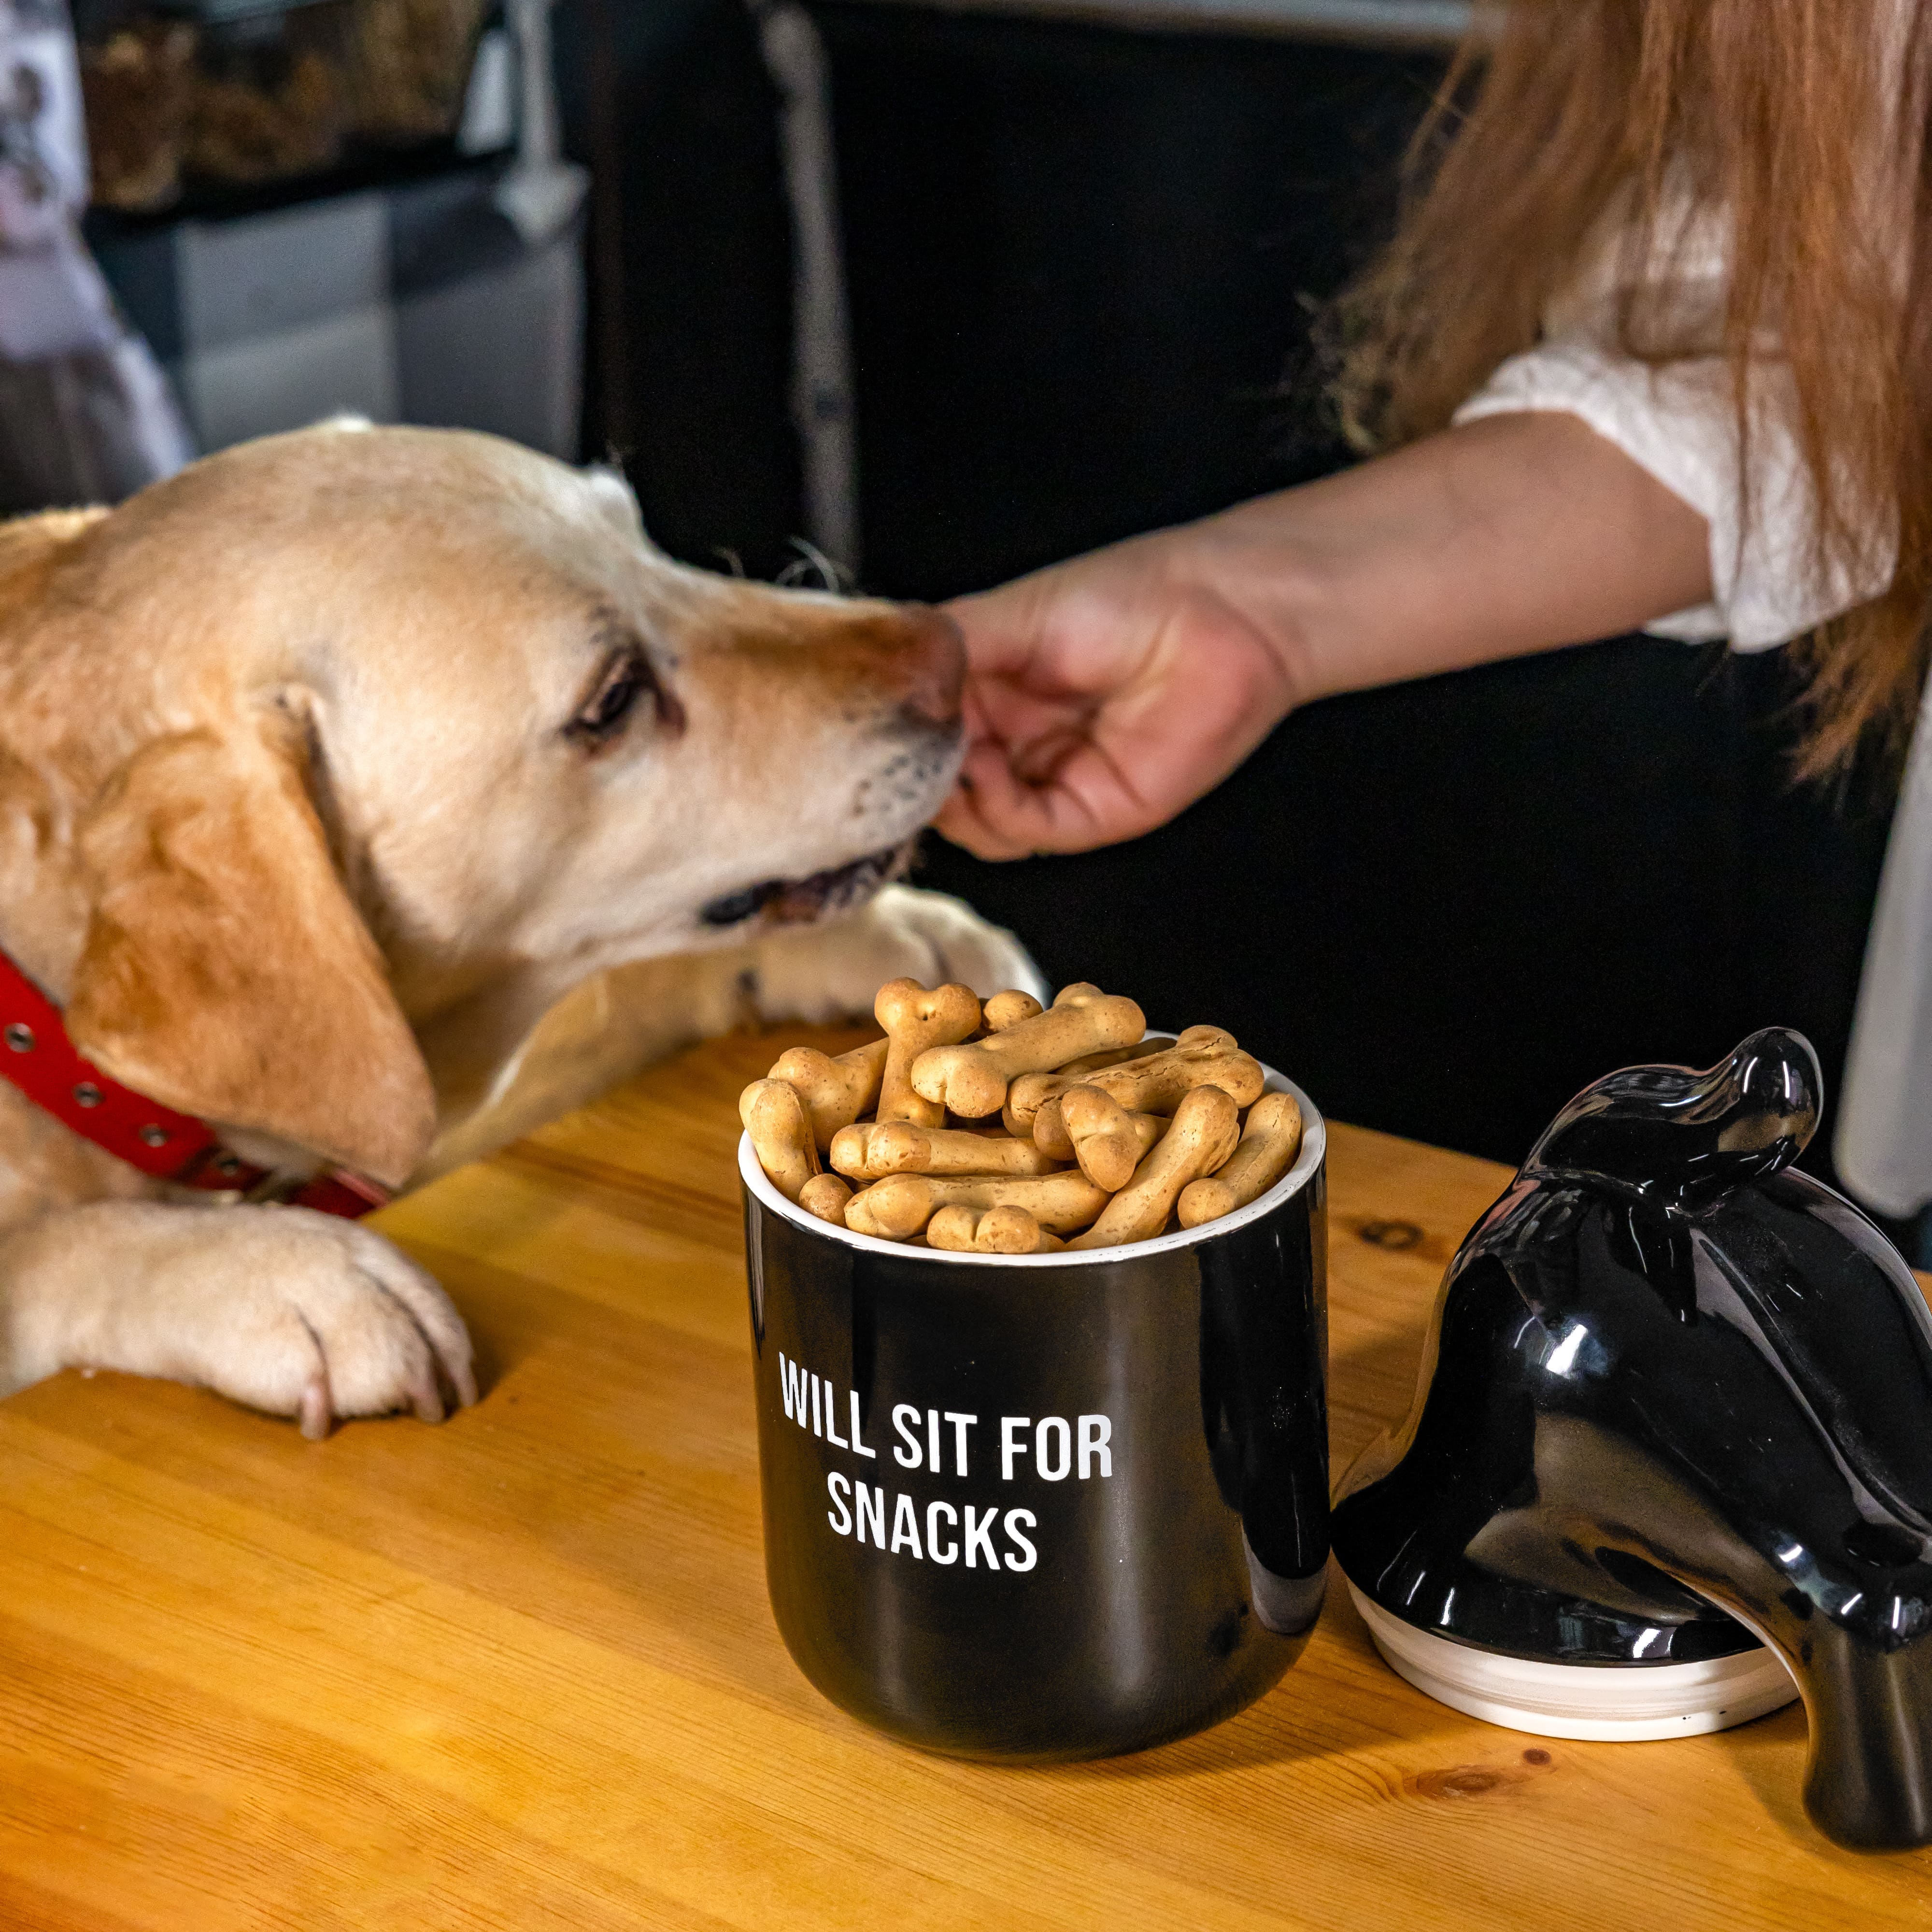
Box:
[3,1029,1928,1931]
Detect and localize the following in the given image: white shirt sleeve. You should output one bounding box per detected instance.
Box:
[1453,336,1896,652]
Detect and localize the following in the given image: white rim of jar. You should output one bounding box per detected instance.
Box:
[739,1057,1325,1267]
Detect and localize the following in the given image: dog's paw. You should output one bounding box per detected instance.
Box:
[133,1206,477,1437]
[749,884,1047,1023]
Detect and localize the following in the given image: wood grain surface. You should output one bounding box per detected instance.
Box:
[2,1028,1928,1930]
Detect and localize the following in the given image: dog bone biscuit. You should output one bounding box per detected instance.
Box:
[1002,1035,1179,1134]
[767,1037,889,1151]
[911,982,1145,1119]
[1039,1028,1262,1138]
[974,1204,1065,1253]
[924,1204,980,1250]
[1034,1090,1167,1161]
[927,1203,1064,1254]
[1173,1024,1237,1051]
[1002,1071,1064,1139]
[831,1119,1063,1179]
[982,989,1045,1032]
[1031,1097,1074,1159]
[799,1172,855,1225]
[1058,1085,1167,1192]
[841,1184,891,1238]
[994,1012,1160,1134]
[1056,1035,1176,1079]
[830,1119,921,1178]
[1068,1084,1241,1250]
[1032,1083,1173,1161]
[740,1077,821,1202]
[1178,1091,1304,1229]
[1005,1034,1189,1139]
[875,980,981,1128]
[845,1170,1110,1239]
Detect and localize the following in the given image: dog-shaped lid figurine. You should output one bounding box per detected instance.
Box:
[1332,1028,1932,1850]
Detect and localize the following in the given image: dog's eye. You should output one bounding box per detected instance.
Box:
[567,647,655,747]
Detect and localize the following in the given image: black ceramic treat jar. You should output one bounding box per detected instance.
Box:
[739,1067,1329,1761]
[1331,1028,1932,1851]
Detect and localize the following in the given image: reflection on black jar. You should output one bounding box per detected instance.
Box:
[741,1070,1329,1762]
[1334,1029,1932,1852]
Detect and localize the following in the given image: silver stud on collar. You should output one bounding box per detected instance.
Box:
[3,1023,32,1052]
[72,1081,102,1108]
[138,1124,170,1148]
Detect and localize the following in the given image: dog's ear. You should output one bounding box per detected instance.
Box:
[64,718,437,1188]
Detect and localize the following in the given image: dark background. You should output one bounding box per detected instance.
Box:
[554,0,1896,1199]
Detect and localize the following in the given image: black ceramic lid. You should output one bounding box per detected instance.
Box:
[1335,1029,1932,1668]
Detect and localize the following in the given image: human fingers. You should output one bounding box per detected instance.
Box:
[938,556,1162,855]
[935,734,1139,858]
[936,586,1294,857]
[943,567,1069,679]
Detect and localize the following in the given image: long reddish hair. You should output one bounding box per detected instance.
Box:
[1331,0,1932,777]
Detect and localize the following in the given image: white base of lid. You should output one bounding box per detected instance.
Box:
[1347,1582,1800,1741]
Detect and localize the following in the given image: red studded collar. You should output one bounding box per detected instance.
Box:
[0,945,388,1219]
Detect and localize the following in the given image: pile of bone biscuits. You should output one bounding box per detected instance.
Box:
[740,980,1304,1254]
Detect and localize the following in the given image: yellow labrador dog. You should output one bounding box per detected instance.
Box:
[0,420,1038,1435]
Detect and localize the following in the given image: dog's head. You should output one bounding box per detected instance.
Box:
[0,422,967,1186]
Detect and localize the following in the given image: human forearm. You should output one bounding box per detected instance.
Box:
[1178,410,1714,707]
[938,409,1713,859]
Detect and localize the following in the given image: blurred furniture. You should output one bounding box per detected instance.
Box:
[89,154,581,455]
[78,0,585,459]
[3,1026,1925,1925]
[73,0,512,213]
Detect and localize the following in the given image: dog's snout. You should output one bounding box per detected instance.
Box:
[893,604,966,730]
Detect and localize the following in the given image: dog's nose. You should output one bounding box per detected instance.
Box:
[893,604,966,730]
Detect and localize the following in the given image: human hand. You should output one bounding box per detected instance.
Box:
[934,415,1715,861]
[933,528,1300,860]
